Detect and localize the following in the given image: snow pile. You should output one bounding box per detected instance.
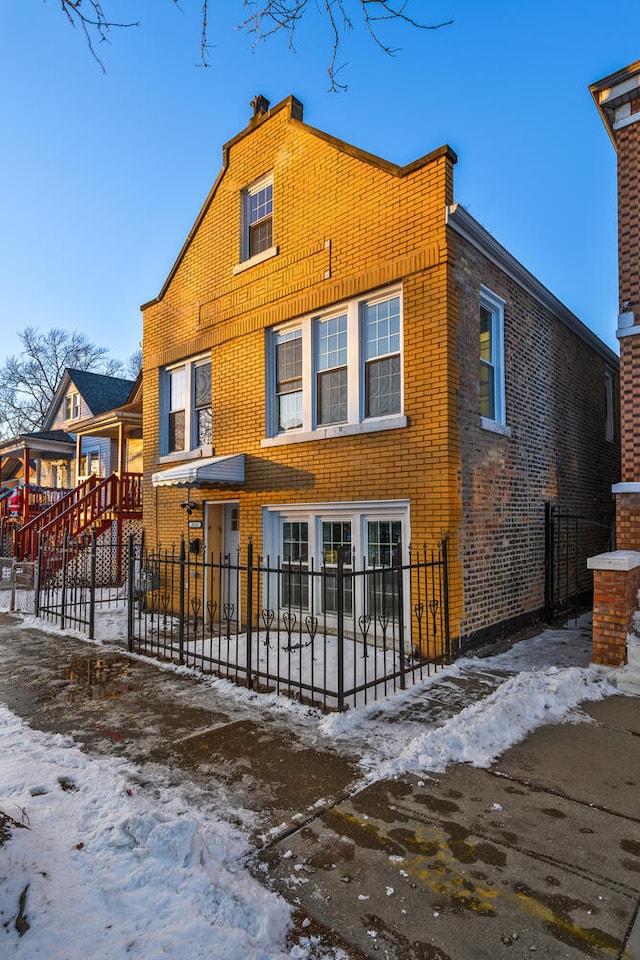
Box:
[0,707,330,960]
[361,663,617,780]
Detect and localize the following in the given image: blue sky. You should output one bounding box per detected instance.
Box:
[0,1,637,368]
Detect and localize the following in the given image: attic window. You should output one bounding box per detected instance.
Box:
[243,173,273,261]
[64,392,80,421]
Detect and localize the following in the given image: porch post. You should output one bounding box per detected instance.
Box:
[23,445,30,522]
[75,434,82,483]
[118,422,125,477]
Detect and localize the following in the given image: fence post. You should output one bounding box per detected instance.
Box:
[127,532,135,653]
[10,559,16,613]
[60,533,69,632]
[337,550,345,712]
[441,536,451,663]
[34,533,42,618]
[396,557,406,690]
[88,529,97,640]
[178,536,186,665]
[246,536,253,691]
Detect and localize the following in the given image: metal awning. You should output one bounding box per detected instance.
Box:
[151,454,245,488]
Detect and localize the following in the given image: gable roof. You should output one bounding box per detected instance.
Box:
[66,369,135,414]
[141,94,456,309]
[43,369,136,430]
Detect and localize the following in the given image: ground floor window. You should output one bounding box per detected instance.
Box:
[263,500,409,622]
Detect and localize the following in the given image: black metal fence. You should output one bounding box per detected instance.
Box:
[128,536,451,712]
[544,502,614,622]
[0,557,37,614]
[36,528,138,636]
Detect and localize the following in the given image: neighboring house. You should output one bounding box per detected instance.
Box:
[0,369,140,555]
[141,94,619,650]
[589,60,640,669]
[69,373,143,481]
[0,368,136,491]
[43,368,138,484]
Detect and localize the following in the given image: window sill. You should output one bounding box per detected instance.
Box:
[261,415,408,447]
[480,417,511,437]
[233,246,279,275]
[157,446,214,465]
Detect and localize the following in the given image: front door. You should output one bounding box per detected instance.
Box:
[205,501,240,614]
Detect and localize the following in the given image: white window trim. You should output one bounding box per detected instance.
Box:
[262,286,405,446]
[233,245,278,275]
[65,392,80,421]
[263,500,410,623]
[479,285,506,428]
[263,501,410,564]
[239,171,274,265]
[158,354,213,460]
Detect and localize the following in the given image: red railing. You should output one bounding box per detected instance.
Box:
[17,477,100,560]
[18,473,142,560]
[0,484,72,524]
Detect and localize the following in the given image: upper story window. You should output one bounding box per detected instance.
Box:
[64,392,80,421]
[265,288,405,445]
[363,297,401,417]
[160,355,212,457]
[479,286,506,427]
[243,173,273,261]
[316,314,348,424]
[275,329,303,432]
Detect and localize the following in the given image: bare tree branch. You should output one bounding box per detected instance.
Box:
[55,0,140,71]
[240,0,453,91]
[0,327,134,439]
[48,1,450,90]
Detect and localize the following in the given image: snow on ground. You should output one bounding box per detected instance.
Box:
[357,662,617,780]
[0,600,623,958]
[0,705,346,960]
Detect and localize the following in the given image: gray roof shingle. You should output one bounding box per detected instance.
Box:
[67,369,135,417]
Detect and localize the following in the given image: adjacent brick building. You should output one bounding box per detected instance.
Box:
[142,95,619,651]
[589,60,640,668]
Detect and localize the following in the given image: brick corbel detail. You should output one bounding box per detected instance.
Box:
[587,551,640,665]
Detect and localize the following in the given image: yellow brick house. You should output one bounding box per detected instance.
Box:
[141,95,619,654]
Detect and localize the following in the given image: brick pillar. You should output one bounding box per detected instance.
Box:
[588,551,640,665]
[615,490,640,549]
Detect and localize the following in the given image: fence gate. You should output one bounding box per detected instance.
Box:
[544,502,614,622]
[0,557,36,614]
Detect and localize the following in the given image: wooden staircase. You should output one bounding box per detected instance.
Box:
[17,473,142,561]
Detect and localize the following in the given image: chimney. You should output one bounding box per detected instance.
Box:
[250,95,270,119]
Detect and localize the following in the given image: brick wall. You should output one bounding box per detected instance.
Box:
[617,113,640,487]
[453,233,620,644]
[141,97,466,635]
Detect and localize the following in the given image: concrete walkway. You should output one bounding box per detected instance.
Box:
[0,611,638,959]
